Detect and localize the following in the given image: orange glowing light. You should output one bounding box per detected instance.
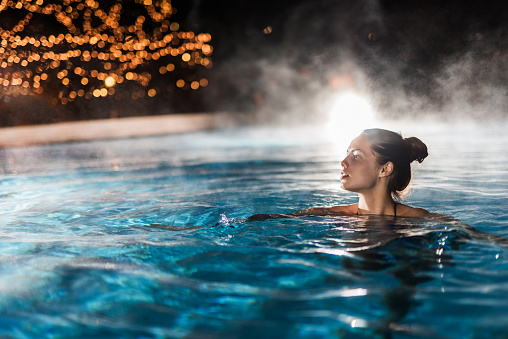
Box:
[199,78,208,87]
[104,76,116,87]
[170,22,179,31]
[0,0,213,103]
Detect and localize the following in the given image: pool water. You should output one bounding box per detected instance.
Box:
[1,122,508,338]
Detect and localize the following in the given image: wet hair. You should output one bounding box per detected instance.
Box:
[361,128,428,201]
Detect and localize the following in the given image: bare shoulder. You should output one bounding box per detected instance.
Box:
[396,203,429,218]
[329,203,358,215]
[292,204,356,216]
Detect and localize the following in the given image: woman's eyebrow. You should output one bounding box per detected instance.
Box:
[347,148,362,153]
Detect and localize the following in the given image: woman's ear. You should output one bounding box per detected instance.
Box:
[379,161,394,178]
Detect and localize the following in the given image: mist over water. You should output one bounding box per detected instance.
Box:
[1,0,505,128]
[193,0,508,124]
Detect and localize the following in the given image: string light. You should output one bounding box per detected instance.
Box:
[0,0,212,105]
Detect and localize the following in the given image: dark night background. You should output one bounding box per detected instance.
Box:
[2,0,508,126]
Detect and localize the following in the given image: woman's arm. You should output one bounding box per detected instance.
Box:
[246,207,349,222]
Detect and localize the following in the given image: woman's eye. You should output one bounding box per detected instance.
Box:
[345,150,361,160]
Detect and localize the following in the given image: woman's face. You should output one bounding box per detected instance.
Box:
[340,135,382,193]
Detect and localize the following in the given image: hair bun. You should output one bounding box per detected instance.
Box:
[404,136,428,163]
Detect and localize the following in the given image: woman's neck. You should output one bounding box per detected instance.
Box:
[357,192,396,215]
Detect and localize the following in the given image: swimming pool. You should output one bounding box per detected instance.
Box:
[1,121,507,338]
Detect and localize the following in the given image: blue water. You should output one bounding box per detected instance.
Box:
[1,122,508,338]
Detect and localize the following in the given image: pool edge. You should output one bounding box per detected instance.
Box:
[0,113,235,147]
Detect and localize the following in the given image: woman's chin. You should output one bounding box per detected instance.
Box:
[340,182,357,193]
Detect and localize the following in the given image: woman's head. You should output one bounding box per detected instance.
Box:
[360,128,428,200]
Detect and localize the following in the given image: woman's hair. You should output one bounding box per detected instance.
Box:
[361,128,428,201]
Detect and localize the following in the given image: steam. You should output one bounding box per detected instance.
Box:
[436,51,508,120]
[200,0,508,125]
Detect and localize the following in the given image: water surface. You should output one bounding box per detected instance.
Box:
[0,122,507,338]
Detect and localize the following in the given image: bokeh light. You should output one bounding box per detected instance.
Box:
[104,76,116,87]
[0,0,212,105]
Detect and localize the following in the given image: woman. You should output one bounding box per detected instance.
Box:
[248,128,429,220]
[304,128,429,217]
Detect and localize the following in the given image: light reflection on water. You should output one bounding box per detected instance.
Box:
[0,121,507,338]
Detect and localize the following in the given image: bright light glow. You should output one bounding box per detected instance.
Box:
[342,288,368,297]
[326,90,377,149]
[327,91,376,133]
[351,318,368,328]
[104,76,116,87]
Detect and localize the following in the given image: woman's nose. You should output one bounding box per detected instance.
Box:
[340,156,348,168]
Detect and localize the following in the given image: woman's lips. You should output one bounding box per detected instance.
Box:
[340,172,350,180]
